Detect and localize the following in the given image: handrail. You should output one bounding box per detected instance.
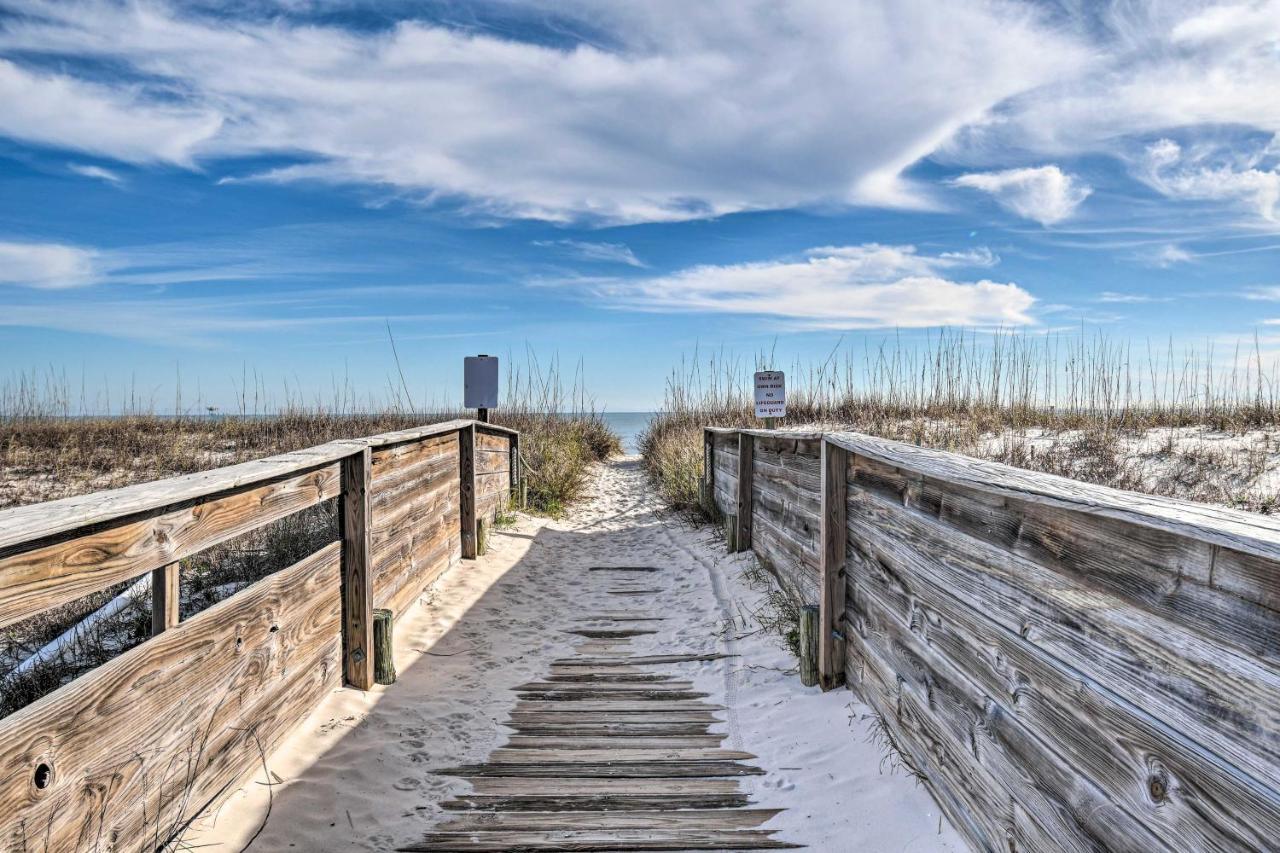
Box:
[706,425,1280,559]
[0,418,501,554]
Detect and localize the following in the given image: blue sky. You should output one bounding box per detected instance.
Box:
[1,0,1279,411]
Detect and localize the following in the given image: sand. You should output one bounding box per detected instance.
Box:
[184,457,963,851]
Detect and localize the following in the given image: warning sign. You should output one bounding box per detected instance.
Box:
[753,370,786,419]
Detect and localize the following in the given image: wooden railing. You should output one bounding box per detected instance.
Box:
[0,419,519,851]
[704,426,1280,852]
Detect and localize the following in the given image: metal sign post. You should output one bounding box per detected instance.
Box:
[464,355,499,422]
[754,370,786,429]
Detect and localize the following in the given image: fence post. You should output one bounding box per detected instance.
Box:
[150,562,179,635]
[735,432,754,552]
[341,446,374,690]
[702,428,715,517]
[509,432,521,509]
[818,438,848,690]
[460,424,478,559]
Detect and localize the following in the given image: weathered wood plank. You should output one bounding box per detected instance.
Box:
[817,440,846,690]
[432,809,781,832]
[402,828,798,851]
[441,792,753,812]
[511,701,724,714]
[341,447,374,690]
[442,761,765,778]
[501,736,725,749]
[736,433,754,551]
[150,561,180,635]
[485,748,756,764]
[0,542,342,851]
[551,653,732,666]
[854,544,1272,850]
[0,464,340,628]
[0,442,356,553]
[459,424,477,559]
[843,482,1280,807]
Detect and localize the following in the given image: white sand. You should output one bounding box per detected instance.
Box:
[185,457,962,851]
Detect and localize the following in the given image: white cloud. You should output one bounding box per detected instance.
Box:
[590,243,1035,328]
[1142,138,1280,222]
[951,166,1091,225]
[0,59,220,165]
[533,240,645,267]
[1147,244,1194,267]
[0,0,1083,223]
[0,241,98,288]
[1,1,1276,226]
[68,163,124,185]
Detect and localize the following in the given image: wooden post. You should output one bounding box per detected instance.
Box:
[373,608,396,685]
[150,562,179,635]
[460,424,478,559]
[799,604,819,687]
[509,432,520,509]
[725,513,737,553]
[735,432,754,553]
[702,429,715,518]
[818,439,849,691]
[477,407,489,424]
[341,446,374,690]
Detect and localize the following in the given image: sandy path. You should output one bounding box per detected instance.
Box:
[186,458,962,852]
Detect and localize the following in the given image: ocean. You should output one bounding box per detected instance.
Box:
[600,411,656,454]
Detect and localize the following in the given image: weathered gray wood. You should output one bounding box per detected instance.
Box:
[552,653,732,666]
[0,542,342,850]
[485,748,756,764]
[374,607,396,685]
[0,463,341,628]
[150,561,180,635]
[817,440,847,690]
[402,828,799,851]
[514,689,711,701]
[565,629,658,639]
[797,604,818,688]
[432,809,781,831]
[502,736,725,749]
[736,433,754,551]
[441,791,753,812]
[442,761,765,778]
[826,429,1280,563]
[459,424,478,559]
[341,447,374,690]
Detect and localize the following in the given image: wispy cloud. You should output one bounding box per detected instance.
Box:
[586,243,1035,329]
[0,0,1082,223]
[68,162,124,185]
[533,239,645,267]
[0,241,98,288]
[1141,138,1280,224]
[1097,291,1172,304]
[951,166,1091,226]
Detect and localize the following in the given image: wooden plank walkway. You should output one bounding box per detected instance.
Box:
[401,567,800,852]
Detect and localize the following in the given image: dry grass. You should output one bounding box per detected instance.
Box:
[641,331,1280,515]
[0,358,619,718]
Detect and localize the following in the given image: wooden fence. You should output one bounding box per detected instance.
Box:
[704,426,1280,852]
[0,419,519,851]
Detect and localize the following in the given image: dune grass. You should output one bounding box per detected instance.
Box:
[642,330,1280,515]
[0,358,620,717]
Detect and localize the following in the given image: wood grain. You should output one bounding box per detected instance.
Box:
[735,433,754,551]
[817,440,846,690]
[341,447,374,689]
[0,464,340,628]
[459,424,478,559]
[0,542,341,852]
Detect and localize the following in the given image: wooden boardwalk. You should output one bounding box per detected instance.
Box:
[401,566,800,852]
